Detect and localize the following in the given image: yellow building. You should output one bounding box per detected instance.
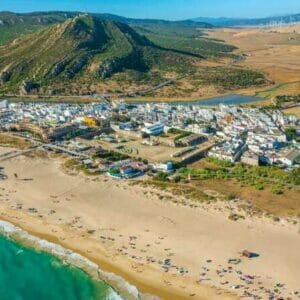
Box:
[84,117,97,128]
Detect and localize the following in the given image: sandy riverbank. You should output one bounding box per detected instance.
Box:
[0,149,299,299]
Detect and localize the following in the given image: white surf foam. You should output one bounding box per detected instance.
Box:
[0,220,153,300]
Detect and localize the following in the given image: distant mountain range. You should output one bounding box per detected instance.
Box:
[0,11,213,30]
[0,11,214,47]
[191,13,300,27]
[1,11,299,30]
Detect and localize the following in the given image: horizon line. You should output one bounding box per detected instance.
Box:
[0,9,299,22]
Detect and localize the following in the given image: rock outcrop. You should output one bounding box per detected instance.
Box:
[65,57,88,79]
[97,51,148,79]
[20,81,40,95]
[0,71,11,84]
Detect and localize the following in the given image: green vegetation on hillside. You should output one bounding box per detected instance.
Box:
[0,11,76,45]
[275,95,300,107]
[0,13,267,96]
[0,24,45,45]
[144,33,236,58]
[193,68,266,89]
[0,15,155,93]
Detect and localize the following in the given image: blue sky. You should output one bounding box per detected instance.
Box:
[1,0,300,20]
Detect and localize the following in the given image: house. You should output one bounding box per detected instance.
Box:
[120,166,134,176]
[82,159,94,168]
[280,149,300,167]
[130,162,148,172]
[241,151,259,166]
[177,134,207,147]
[118,165,144,179]
[208,138,246,163]
[119,122,137,131]
[0,100,8,109]
[142,123,164,136]
[152,161,175,173]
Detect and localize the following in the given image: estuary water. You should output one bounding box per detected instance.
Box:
[178,94,264,106]
[132,94,264,106]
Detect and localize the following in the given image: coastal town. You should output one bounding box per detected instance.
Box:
[0,99,299,179]
[0,97,300,300]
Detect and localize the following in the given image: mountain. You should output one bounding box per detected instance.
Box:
[0,15,218,95]
[192,13,300,27]
[0,14,266,97]
[0,12,230,62]
[0,15,150,92]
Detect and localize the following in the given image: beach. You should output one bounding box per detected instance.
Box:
[0,147,299,299]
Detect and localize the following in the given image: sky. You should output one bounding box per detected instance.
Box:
[1,0,300,20]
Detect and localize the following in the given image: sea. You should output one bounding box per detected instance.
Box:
[0,222,127,300]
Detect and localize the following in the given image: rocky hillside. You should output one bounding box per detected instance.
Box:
[0,15,155,94]
[0,14,266,97]
[0,15,220,95]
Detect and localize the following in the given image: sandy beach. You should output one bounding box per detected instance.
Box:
[0,147,299,300]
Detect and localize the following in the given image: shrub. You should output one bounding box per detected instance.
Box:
[271,185,283,195]
[226,193,236,201]
[154,172,169,182]
[228,213,245,221]
[173,176,181,183]
[208,157,233,168]
[255,183,264,190]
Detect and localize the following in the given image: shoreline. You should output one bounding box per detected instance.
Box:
[0,220,127,300]
[0,210,231,300]
[0,151,299,299]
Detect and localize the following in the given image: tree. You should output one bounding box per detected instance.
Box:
[285,127,297,141]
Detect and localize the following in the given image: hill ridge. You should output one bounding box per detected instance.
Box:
[0,14,266,97]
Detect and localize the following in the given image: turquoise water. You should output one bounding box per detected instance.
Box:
[0,235,117,300]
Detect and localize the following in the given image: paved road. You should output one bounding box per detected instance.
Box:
[41,144,90,159]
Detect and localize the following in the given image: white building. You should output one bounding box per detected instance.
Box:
[142,123,164,136]
[208,138,246,163]
[280,149,300,167]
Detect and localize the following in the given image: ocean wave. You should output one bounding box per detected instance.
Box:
[0,220,154,300]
